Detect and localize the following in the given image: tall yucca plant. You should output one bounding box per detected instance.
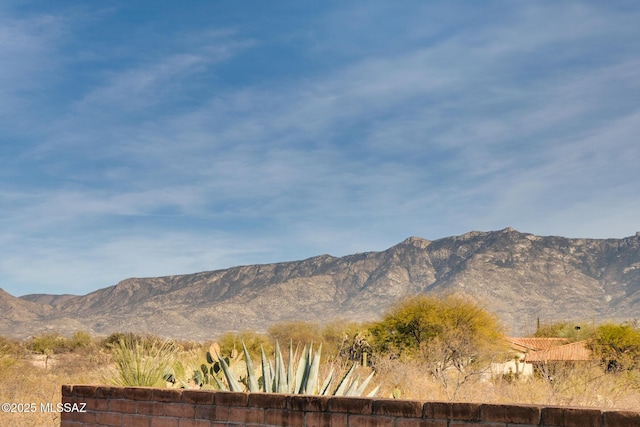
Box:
[198,340,378,397]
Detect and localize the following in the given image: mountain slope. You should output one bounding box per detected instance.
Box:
[5,228,640,340]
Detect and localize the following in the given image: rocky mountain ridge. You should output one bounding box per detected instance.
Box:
[2,228,640,339]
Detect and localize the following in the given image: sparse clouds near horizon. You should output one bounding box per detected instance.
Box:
[1,1,639,296]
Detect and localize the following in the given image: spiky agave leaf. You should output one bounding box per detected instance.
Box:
[366,384,381,397]
[304,343,322,394]
[355,370,376,396]
[333,363,357,396]
[242,341,259,392]
[294,345,309,394]
[319,367,334,395]
[211,371,226,390]
[274,341,289,393]
[288,340,294,393]
[345,378,360,396]
[215,350,243,392]
[260,346,272,392]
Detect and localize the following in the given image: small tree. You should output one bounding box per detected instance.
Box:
[369,294,505,399]
[590,322,640,373]
[369,295,443,356]
[534,320,595,342]
[26,332,71,354]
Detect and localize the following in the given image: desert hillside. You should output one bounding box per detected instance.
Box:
[3,228,639,339]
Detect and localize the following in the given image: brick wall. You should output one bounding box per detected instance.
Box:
[60,385,640,427]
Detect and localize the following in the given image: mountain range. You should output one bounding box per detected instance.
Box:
[2,228,639,340]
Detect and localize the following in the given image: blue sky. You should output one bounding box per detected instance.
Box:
[1,1,639,297]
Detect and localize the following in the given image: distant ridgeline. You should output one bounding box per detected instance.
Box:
[2,228,640,339]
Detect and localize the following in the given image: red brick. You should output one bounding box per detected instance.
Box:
[265,408,305,426]
[425,402,480,421]
[125,387,154,401]
[97,386,124,399]
[228,406,264,423]
[165,403,196,418]
[62,396,82,407]
[96,411,122,426]
[59,408,77,423]
[195,405,228,421]
[213,391,248,406]
[109,398,137,413]
[73,385,98,397]
[182,390,215,405]
[396,420,447,427]
[137,401,166,416]
[305,411,349,427]
[327,397,373,414]
[541,406,564,426]
[152,388,183,403]
[480,403,540,424]
[290,395,330,412]
[543,406,602,427]
[372,398,423,418]
[62,385,74,397]
[604,410,640,427]
[178,420,212,427]
[448,420,482,427]
[61,409,96,424]
[85,397,109,411]
[122,414,151,427]
[248,391,288,409]
[348,414,394,427]
[150,417,180,427]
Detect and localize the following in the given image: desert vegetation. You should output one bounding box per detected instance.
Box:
[1,296,639,426]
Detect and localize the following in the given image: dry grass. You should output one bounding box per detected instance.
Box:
[373,357,640,410]
[1,342,638,427]
[0,352,108,427]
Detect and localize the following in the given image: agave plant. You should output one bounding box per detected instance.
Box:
[193,340,379,397]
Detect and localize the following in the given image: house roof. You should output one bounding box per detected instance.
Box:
[504,337,569,352]
[524,340,592,362]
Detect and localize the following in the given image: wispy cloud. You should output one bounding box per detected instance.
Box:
[0,12,66,130]
[1,1,639,295]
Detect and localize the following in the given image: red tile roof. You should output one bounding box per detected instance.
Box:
[505,337,569,352]
[524,340,592,362]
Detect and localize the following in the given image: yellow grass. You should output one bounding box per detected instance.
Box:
[0,352,108,427]
[1,338,638,427]
[373,357,640,409]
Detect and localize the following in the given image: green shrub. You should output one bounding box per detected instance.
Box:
[102,332,145,349]
[590,322,640,373]
[25,332,72,354]
[69,331,93,350]
[533,320,596,342]
[0,335,25,357]
[109,336,177,387]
